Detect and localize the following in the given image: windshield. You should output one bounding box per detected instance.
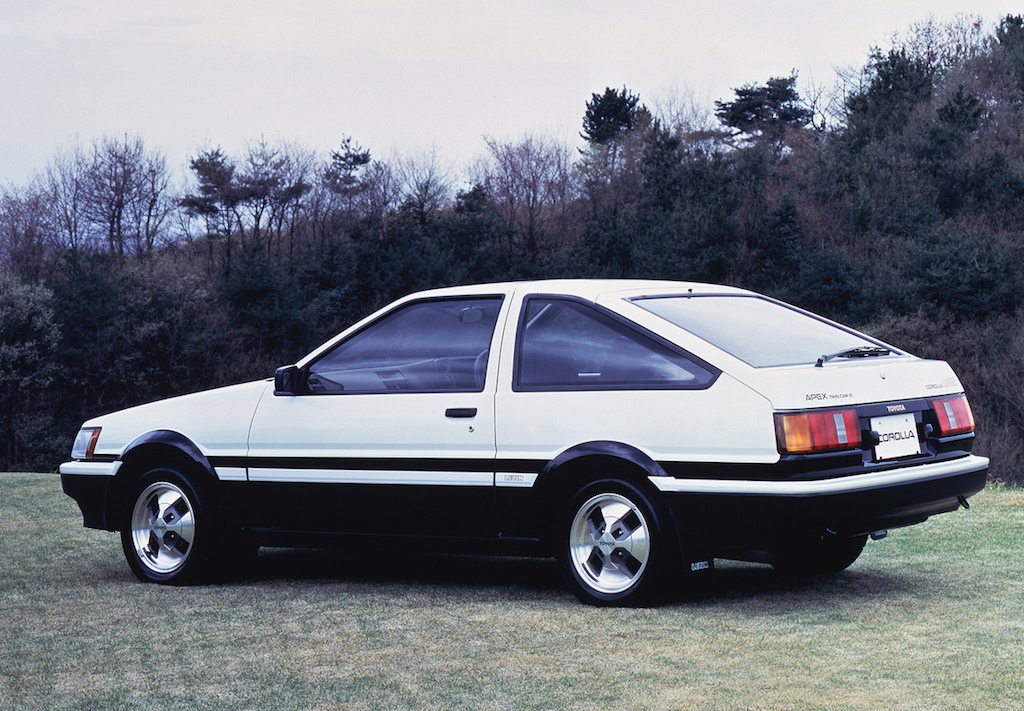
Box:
[634,294,898,367]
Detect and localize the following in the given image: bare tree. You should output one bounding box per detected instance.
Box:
[82,135,172,258]
[397,148,452,226]
[42,140,90,252]
[892,14,988,75]
[477,134,578,259]
[361,159,401,235]
[0,181,52,282]
[649,83,722,145]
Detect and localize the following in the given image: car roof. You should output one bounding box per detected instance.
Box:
[408,279,752,302]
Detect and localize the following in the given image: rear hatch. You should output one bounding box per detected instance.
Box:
[754,357,975,478]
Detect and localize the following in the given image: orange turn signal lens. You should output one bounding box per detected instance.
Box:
[71,427,101,460]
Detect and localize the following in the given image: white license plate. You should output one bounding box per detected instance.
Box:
[871,413,921,460]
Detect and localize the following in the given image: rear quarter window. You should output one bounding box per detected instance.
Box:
[516,297,718,390]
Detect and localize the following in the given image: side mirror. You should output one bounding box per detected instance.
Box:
[274,365,302,394]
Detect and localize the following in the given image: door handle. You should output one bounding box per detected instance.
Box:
[445,408,477,418]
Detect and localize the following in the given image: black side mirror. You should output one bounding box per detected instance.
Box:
[274,365,302,394]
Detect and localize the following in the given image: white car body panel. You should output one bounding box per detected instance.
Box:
[494,375,777,467]
[739,358,965,411]
[247,390,496,485]
[69,380,269,481]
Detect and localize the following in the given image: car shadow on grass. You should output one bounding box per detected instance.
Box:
[242,546,571,600]
[227,546,951,609]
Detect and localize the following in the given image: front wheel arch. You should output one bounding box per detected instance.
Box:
[108,434,220,530]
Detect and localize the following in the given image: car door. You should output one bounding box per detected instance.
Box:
[245,295,506,539]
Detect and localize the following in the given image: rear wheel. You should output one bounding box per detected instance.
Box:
[120,467,213,584]
[561,479,670,606]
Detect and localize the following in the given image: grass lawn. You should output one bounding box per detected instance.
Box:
[1,472,1022,710]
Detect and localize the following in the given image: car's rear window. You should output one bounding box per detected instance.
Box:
[634,294,896,367]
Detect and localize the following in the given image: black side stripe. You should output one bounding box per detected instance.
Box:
[210,456,548,474]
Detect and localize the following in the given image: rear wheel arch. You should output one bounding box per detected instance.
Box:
[532,442,673,548]
[536,441,667,496]
[533,442,709,604]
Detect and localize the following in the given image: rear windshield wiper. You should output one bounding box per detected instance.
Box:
[815,346,891,367]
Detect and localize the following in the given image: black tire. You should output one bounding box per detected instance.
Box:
[772,534,867,577]
[560,478,672,606]
[120,466,215,584]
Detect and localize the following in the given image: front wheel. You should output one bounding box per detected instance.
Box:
[120,468,213,584]
[561,479,671,606]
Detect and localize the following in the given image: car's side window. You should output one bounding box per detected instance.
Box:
[516,298,717,390]
[306,297,503,393]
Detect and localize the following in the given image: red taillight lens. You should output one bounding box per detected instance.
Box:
[775,408,861,454]
[931,394,975,435]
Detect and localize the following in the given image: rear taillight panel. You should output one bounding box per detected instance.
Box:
[775,408,861,454]
[929,394,975,436]
[775,394,976,460]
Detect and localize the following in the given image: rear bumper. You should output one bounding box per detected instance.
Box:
[654,454,988,544]
[650,455,988,498]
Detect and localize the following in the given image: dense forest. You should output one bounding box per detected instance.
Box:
[3,15,1024,484]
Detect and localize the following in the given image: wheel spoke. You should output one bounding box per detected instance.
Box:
[147,531,161,559]
[610,510,642,541]
[610,548,643,577]
[586,508,605,540]
[168,496,188,522]
[166,531,190,556]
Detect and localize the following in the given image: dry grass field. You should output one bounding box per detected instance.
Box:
[2,472,1022,710]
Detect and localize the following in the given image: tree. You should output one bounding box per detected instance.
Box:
[181,148,242,239]
[237,139,312,254]
[180,148,244,274]
[82,135,171,258]
[322,136,372,205]
[578,86,651,250]
[0,183,51,283]
[581,87,642,144]
[715,74,811,153]
[0,271,59,470]
[478,134,577,262]
[398,148,452,227]
[994,14,1024,96]
[844,49,934,147]
[42,141,90,253]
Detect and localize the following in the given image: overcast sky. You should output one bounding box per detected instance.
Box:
[1,1,1020,185]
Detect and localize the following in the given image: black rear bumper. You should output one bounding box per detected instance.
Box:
[655,454,988,554]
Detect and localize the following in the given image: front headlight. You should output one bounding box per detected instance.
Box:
[71,427,101,460]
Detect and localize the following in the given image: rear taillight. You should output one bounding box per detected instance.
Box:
[930,394,975,435]
[775,408,861,454]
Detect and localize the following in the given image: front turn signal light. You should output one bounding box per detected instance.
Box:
[71,427,101,460]
[775,408,861,454]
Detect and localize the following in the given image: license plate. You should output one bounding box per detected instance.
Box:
[871,413,921,460]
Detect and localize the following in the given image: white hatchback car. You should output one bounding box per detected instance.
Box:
[60,280,987,604]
